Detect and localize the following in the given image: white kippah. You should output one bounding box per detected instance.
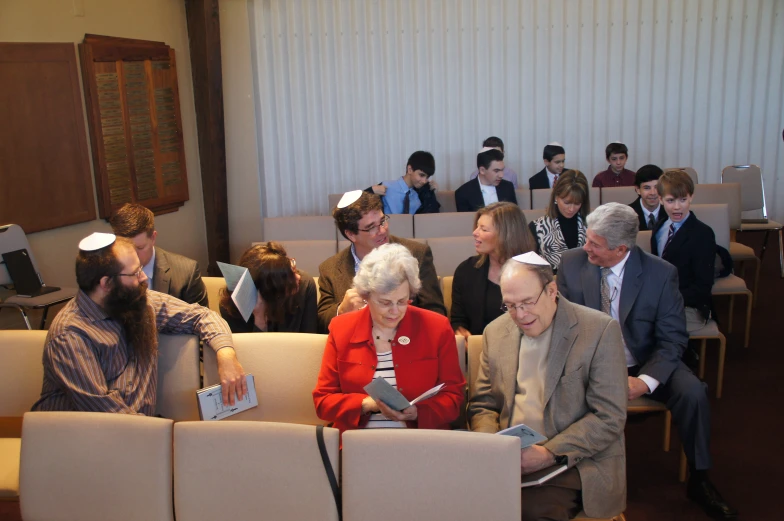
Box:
[79,232,116,252]
[479,146,498,154]
[511,252,550,266]
[609,140,625,145]
[547,141,563,147]
[337,190,363,209]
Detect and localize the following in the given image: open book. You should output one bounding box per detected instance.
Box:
[196,374,258,420]
[363,377,445,411]
[217,261,258,322]
[497,423,548,449]
[521,464,569,488]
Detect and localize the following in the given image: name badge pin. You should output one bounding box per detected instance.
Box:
[398,336,410,345]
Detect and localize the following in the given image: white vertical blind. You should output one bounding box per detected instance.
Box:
[247,0,784,219]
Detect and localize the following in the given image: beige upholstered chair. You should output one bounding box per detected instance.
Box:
[342,429,521,521]
[692,204,753,348]
[666,166,699,184]
[20,412,174,521]
[427,237,477,278]
[588,187,601,211]
[693,182,760,305]
[600,186,638,205]
[156,334,201,421]
[202,332,329,425]
[387,213,415,238]
[636,230,653,253]
[173,421,340,521]
[531,188,551,209]
[436,190,457,212]
[466,334,483,400]
[279,240,338,275]
[263,215,337,241]
[440,275,453,318]
[413,212,475,238]
[201,276,225,313]
[0,330,45,500]
[515,188,532,210]
[522,208,546,224]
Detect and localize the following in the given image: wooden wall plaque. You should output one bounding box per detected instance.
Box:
[79,34,189,218]
[0,43,96,233]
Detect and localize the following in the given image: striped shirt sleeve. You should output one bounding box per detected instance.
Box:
[149,291,234,352]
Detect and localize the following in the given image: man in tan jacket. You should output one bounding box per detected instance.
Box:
[468,252,627,520]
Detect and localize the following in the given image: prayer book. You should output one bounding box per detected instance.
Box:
[520,464,569,488]
[497,423,548,449]
[217,261,257,322]
[363,377,445,411]
[196,374,258,420]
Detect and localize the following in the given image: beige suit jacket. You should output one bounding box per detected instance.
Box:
[468,296,627,518]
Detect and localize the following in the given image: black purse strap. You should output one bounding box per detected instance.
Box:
[316,425,342,520]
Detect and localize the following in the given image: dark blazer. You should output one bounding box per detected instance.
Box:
[450,256,503,335]
[313,305,465,434]
[317,235,445,332]
[629,198,666,231]
[650,213,715,320]
[152,248,208,307]
[454,178,517,212]
[556,246,688,386]
[219,270,318,333]
[528,168,552,190]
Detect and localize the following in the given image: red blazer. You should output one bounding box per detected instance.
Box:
[313,305,466,434]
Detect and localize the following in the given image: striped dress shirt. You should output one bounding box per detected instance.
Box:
[32,289,233,415]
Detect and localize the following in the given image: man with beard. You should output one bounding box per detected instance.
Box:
[32,233,246,415]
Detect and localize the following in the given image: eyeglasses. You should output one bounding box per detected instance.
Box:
[501,285,548,314]
[358,215,391,236]
[370,298,411,311]
[117,266,144,279]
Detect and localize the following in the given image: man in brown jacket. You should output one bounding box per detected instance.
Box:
[468,252,627,520]
[317,190,445,332]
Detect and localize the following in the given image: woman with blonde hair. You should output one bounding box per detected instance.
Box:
[450,202,536,339]
[529,169,590,271]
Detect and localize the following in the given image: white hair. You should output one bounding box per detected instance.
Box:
[353,243,421,298]
[586,203,639,250]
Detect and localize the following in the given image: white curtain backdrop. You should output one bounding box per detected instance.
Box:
[247,0,784,219]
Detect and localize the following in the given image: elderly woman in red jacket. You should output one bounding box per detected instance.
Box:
[313,243,465,433]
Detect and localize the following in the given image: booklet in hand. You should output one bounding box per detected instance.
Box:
[217,261,257,322]
[497,423,548,449]
[196,374,258,421]
[363,377,445,411]
[521,464,569,488]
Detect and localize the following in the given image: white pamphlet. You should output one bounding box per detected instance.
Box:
[217,262,258,322]
[196,374,258,421]
[497,423,548,448]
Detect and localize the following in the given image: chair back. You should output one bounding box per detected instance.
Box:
[454,334,467,377]
[436,190,457,212]
[721,165,767,217]
[263,216,337,241]
[427,237,477,278]
[387,213,414,238]
[692,183,741,230]
[414,212,475,238]
[667,167,699,184]
[636,230,653,254]
[522,209,546,224]
[515,188,532,210]
[531,188,551,210]
[466,334,483,399]
[20,412,174,521]
[201,276,225,313]
[0,330,46,437]
[691,203,730,249]
[342,429,520,521]
[0,224,38,286]
[440,275,453,318]
[202,332,329,425]
[156,334,201,421]
[279,240,337,274]
[174,421,339,521]
[601,186,638,205]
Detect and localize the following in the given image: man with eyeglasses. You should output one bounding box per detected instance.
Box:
[317,190,445,332]
[556,203,738,520]
[468,252,627,520]
[32,233,247,415]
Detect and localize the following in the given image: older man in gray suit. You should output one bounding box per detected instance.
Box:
[557,203,737,520]
[468,252,627,521]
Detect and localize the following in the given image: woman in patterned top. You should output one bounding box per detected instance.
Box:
[529,170,591,272]
[313,243,465,434]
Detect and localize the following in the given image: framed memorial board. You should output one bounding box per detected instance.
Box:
[0,43,96,233]
[79,34,189,218]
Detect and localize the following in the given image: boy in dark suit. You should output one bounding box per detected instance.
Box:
[455,148,517,212]
[651,169,716,332]
[629,164,666,230]
[529,143,565,189]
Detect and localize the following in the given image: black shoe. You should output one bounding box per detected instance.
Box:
[687,477,738,519]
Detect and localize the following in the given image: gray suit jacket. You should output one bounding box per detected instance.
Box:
[556,246,688,385]
[152,248,208,307]
[316,235,445,333]
[468,297,627,518]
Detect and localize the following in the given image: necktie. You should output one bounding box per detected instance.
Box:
[647,213,656,230]
[402,190,410,214]
[662,224,676,256]
[552,175,558,187]
[600,268,612,316]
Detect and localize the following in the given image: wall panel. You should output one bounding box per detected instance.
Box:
[248,0,784,220]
